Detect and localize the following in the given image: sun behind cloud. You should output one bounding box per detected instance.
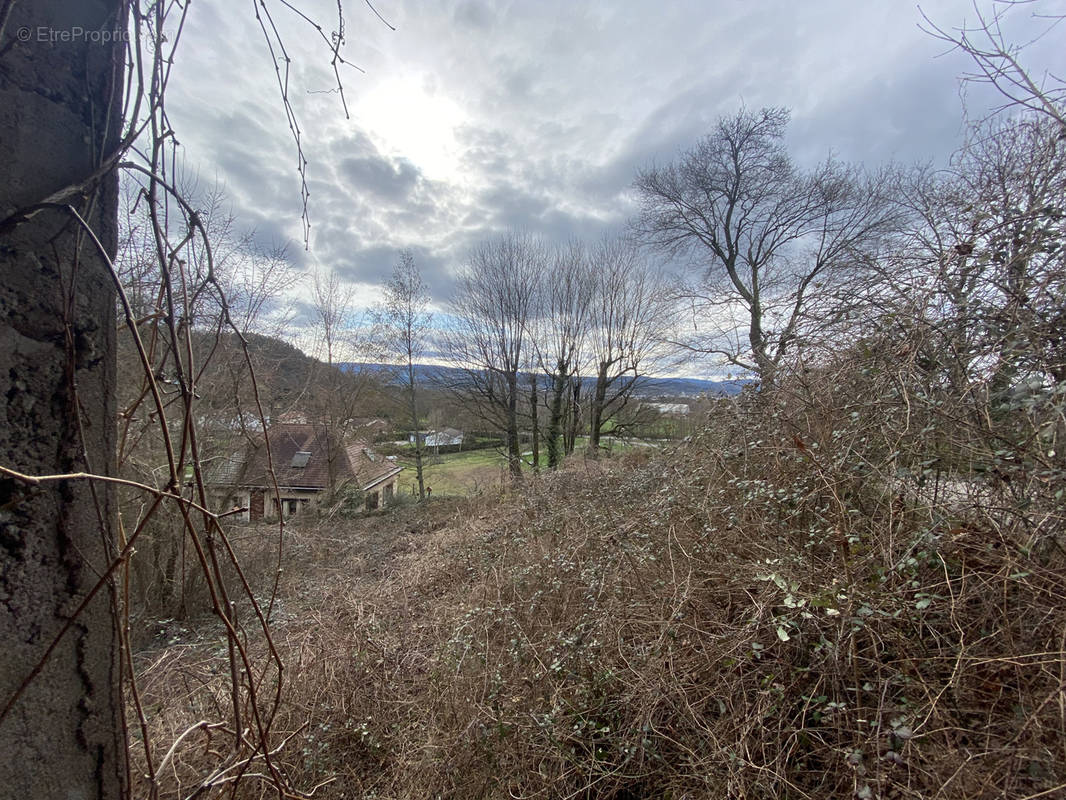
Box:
[356,76,467,183]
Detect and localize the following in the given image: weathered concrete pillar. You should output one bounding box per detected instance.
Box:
[1,2,128,797]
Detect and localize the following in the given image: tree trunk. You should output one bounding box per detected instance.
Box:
[406,360,425,500]
[588,362,609,455]
[546,360,567,468]
[0,2,128,797]
[528,372,540,472]
[503,372,521,479]
[748,294,777,387]
[565,378,582,456]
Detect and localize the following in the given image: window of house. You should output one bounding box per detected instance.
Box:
[291,451,311,468]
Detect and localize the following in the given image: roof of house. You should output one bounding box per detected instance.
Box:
[345,443,403,491]
[348,416,389,429]
[204,451,247,486]
[423,428,464,446]
[234,423,401,491]
[239,424,333,489]
[646,402,690,415]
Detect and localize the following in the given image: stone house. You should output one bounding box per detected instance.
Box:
[209,422,402,521]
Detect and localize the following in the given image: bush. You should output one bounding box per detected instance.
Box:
[331,485,366,518]
[132,363,1065,798]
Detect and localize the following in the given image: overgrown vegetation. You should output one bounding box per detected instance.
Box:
[133,353,1064,796]
[127,56,1066,790]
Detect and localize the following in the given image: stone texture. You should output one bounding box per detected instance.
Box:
[0,2,128,797]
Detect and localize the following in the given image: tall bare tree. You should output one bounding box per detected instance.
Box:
[882,114,1066,391]
[380,250,432,499]
[538,240,595,468]
[447,232,543,480]
[307,265,371,493]
[587,237,669,454]
[633,107,896,385]
[117,173,298,335]
[310,264,357,368]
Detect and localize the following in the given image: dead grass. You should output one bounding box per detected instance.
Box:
[131,371,1065,798]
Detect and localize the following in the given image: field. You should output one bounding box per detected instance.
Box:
[393,438,650,497]
[395,447,511,496]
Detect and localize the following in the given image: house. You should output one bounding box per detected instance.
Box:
[209,423,402,521]
[409,427,464,449]
[348,416,390,438]
[645,402,690,416]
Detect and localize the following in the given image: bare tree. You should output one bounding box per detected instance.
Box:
[880,113,1066,389]
[307,265,380,494]
[188,182,299,339]
[310,263,357,368]
[118,171,298,333]
[920,0,1065,127]
[380,249,432,499]
[447,232,543,480]
[587,237,670,454]
[537,240,595,468]
[633,107,896,385]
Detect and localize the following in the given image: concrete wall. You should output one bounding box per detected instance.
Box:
[0,2,128,797]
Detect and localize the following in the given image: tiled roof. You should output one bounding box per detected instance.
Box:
[203,451,247,486]
[240,424,337,490]
[345,443,403,491]
[234,423,400,491]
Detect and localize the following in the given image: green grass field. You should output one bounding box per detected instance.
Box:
[395,448,511,497]
[393,437,649,497]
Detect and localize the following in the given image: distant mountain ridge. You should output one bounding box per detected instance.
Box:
[641,375,748,396]
[191,329,750,400]
[340,362,748,397]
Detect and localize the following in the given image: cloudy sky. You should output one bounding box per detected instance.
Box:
[164,0,1064,325]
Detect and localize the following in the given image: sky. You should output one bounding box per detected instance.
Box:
[163,0,1065,343]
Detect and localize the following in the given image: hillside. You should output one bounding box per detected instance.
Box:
[131,382,1065,799]
[193,330,342,414]
[116,328,343,423]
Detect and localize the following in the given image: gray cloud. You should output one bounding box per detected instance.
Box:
[337,155,420,201]
[160,0,1064,320]
[332,243,455,300]
[328,130,428,203]
[452,0,494,30]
